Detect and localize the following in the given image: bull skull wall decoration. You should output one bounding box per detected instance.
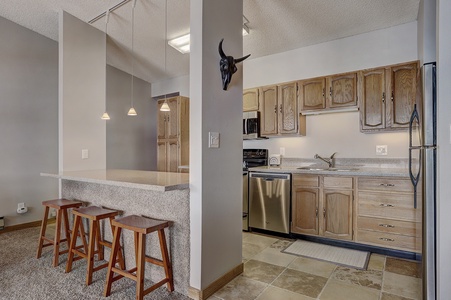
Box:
[218,38,251,90]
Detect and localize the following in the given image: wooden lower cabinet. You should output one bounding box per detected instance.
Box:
[157,140,179,172]
[291,175,353,241]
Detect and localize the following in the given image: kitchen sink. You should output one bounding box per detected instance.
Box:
[297,166,358,172]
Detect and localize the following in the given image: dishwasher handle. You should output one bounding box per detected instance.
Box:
[249,172,291,180]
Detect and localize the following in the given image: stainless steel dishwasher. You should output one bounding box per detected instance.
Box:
[249,172,291,234]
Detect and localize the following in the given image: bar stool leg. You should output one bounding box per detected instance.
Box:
[158,229,174,292]
[62,208,71,244]
[95,223,104,260]
[36,206,50,259]
[86,219,97,286]
[136,233,146,300]
[65,215,82,273]
[104,225,122,297]
[109,216,125,270]
[53,209,63,267]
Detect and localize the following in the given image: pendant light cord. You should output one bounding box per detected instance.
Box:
[105,10,109,113]
[131,0,136,108]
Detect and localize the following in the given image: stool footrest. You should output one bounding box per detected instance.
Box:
[143,278,170,296]
[112,267,136,281]
[92,262,109,272]
[145,256,164,267]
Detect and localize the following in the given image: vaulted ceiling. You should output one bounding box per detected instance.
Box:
[0,0,420,83]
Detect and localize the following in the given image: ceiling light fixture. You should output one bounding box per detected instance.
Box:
[160,0,170,112]
[101,10,111,120]
[127,0,138,116]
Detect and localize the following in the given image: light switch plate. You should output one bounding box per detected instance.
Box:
[82,149,89,159]
[280,147,285,156]
[376,145,388,156]
[208,132,220,148]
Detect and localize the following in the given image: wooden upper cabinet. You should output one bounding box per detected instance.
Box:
[243,88,259,111]
[167,98,179,139]
[327,72,358,108]
[323,189,353,241]
[360,68,386,131]
[388,62,418,129]
[299,77,326,111]
[157,101,167,139]
[259,85,278,135]
[278,82,298,134]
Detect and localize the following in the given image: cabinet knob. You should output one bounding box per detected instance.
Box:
[279,104,282,113]
[379,224,395,228]
[379,203,394,207]
[329,87,332,97]
[322,88,325,98]
[274,105,277,113]
[379,237,394,242]
[391,92,394,102]
[323,208,326,218]
[315,208,318,217]
[382,92,386,103]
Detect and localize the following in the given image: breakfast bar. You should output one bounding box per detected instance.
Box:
[41,169,190,296]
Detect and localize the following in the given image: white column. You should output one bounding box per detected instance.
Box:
[189,0,244,291]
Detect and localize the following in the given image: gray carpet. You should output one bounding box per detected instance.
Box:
[0,227,190,300]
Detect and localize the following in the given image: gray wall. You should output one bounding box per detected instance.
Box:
[106,65,156,170]
[0,16,59,226]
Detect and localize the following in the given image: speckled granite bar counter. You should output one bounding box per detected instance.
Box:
[41,169,190,296]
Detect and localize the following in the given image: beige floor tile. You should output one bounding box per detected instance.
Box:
[331,266,383,290]
[213,276,267,300]
[270,239,294,250]
[243,260,285,284]
[382,271,422,300]
[381,292,415,300]
[243,233,279,248]
[243,242,268,260]
[207,296,222,300]
[319,279,380,300]
[252,247,296,267]
[257,286,315,300]
[367,254,385,271]
[272,268,328,298]
[287,256,337,278]
[385,257,421,278]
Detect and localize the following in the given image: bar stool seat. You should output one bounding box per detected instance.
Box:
[103,215,174,300]
[66,206,125,286]
[36,198,84,267]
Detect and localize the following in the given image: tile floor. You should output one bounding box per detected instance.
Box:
[211,232,422,300]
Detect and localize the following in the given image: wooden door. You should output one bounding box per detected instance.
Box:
[167,140,179,172]
[328,72,358,108]
[299,78,326,111]
[322,189,353,240]
[278,82,298,134]
[259,85,278,135]
[388,62,418,129]
[243,88,259,111]
[166,97,179,140]
[157,100,167,139]
[291,187,319,235]
[157,141,167,172]
[360,68,386,131]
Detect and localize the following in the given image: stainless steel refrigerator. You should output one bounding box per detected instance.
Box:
[409,62,436,300]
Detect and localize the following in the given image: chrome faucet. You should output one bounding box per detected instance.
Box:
[314,152,337,168]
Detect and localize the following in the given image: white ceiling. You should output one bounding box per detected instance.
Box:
[0,0,420,84]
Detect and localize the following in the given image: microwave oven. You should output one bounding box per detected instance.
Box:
[243,111,260,139]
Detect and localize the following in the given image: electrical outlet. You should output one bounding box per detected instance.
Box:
[50,210,56,218]
[82,149,89,159]
[376,145,388,156]
[208,132,220,148]
[280,147,285,156]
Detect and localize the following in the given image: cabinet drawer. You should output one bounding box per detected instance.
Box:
[357,216,420,237]
[293,175,320,187]
[324,176,353,189]
[356,230,420,252]
[358,192,421,221]
[358,177,413,193]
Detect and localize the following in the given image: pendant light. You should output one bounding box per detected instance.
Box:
[160,0,170,112]
[127,0,138,116]
[101,10,111,120]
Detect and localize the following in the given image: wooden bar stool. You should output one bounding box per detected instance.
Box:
[36,198,84,267]
[66,206,125,286]
[103,215,174,300]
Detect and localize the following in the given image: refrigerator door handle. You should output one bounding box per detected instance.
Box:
[409,104,421,209]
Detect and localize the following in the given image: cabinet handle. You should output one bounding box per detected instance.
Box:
[323,208,326,218]
[274,105,277,113]
[279,104,282,113]
[379,203,394,207]
[379,224,395,228]
[391,91,394,102]
[329,87,332,97]
[379,183,395,187]
[382,92,385,103]
[167,116,169,122]
[322,88,325,98]
[379,237,394,242]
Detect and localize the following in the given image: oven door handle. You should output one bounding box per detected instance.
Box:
[243,118,248,135]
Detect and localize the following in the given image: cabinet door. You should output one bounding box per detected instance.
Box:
[157,141,167,172]
[299,78,326,111]
[243,88,259,111]
[278,82,298,134]
[388,62,418,129]
[360,69,386,131]
[323,189,353,241]
[167,140,179,172]
[328,72,358,108]
[259,86,278,135]
[167,98,179,139]
[292,187,319,235]
[157,101,167,139]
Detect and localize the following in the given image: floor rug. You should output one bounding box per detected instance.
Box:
[282,240,370,270]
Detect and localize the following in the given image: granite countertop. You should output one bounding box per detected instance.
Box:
[41,169,190,192]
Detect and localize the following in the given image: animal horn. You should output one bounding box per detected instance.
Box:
[218,38,226,59]
[234,54,251,63]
